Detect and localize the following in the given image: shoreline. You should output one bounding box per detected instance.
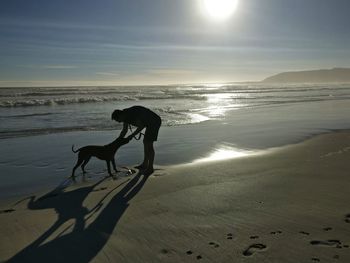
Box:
[1,130,350,261]
[1,126,350,202]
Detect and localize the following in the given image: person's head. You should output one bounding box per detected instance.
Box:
[111,109,124,122]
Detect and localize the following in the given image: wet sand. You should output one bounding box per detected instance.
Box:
[1,131,350,262]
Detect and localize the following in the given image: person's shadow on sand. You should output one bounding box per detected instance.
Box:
[8,172,148,262]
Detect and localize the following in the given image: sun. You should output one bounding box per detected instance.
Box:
[200,0,239,21]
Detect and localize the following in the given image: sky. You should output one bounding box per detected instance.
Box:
[0,0,349,86]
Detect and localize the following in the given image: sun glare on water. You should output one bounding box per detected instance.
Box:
[200,0,239,21]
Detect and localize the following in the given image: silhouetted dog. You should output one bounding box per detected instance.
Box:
[71,137,131,177]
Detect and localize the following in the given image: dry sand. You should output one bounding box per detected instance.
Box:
[1,131,350,262]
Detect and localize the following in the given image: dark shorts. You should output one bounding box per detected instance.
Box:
[144,117,161,142]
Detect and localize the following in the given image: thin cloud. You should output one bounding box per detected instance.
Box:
[148,69,198,75]
[18,65,78,69]
[96,72,120,76]
[42,65,78,69]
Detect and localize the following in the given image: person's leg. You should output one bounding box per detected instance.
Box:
[137,122,159,174]
[143,141,154,175]
[135,142,148,169]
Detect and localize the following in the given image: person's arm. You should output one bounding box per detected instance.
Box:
[127,125,145,139]
[118,122,128,138]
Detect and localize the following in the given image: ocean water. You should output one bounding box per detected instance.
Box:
[1,83,350,198]
[1,83,350,139]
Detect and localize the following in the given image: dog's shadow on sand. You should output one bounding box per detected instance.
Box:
[8,172,148,262]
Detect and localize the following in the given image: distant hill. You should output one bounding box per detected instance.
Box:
[262,68,350,83]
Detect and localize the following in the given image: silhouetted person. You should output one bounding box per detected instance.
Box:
[111,106,161,176]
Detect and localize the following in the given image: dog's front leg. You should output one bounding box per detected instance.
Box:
[112,157,118,173]
[106,160,113,176]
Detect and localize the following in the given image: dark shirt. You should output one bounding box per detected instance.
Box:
[122,106,160,128]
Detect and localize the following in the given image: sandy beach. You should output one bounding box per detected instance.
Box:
[0,130,349,262]
[2,0,350,262]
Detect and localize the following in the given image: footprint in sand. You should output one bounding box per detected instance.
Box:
[323,227,332,231]
[208,241,220,248]
[227,233,233,240]
[270,230,282,235]
[160,249,169,254]
[311,257,320,262]
[250,235,259,239]
[299,231,310,235]
[243,244,267,256]
[310,240,341,247]
[0,209,15,214]
[185,250,202,260]
[345,214,350,223]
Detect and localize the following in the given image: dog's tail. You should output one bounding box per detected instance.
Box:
[71,144,80,153]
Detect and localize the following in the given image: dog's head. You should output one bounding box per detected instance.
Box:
[112,136,131,147]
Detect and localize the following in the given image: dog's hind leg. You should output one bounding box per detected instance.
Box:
[112,157,118,173]
[106,160,112,176]
[72,158,84,177]
[81,157,91,174]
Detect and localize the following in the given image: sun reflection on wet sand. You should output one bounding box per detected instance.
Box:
[193,145,254,163]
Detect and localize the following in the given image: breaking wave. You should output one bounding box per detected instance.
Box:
[0,94,205,108]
